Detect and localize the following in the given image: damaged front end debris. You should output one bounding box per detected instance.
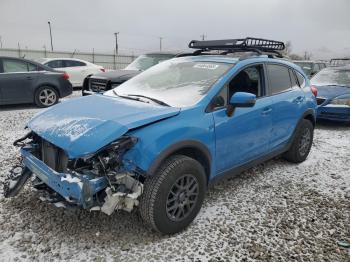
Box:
[4,132,144,215]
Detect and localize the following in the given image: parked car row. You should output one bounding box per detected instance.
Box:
[293,60,327,78]
[35,58,105,87]
[82,52,178,95]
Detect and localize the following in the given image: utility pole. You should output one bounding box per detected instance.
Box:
[43,45,47,57]
[17,42,21,57]
[159,37,163,51]
[48,21,53,51]
[0,36,2,48]
[200,34,206,41]
[114,32,119,55]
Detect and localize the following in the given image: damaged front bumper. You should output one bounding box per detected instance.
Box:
[21,146,108,208]
[14,145,143,214]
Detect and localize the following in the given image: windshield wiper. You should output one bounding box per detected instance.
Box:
[112,90,150,104]
[126,94,170,107]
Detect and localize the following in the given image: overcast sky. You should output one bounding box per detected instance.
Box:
[1,0,349,59]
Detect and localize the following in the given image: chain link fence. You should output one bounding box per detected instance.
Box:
[0,48,136,70]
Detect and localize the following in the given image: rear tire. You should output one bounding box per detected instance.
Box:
[139,155,207,234]
[34,86,59,108]
[284,119,314,163]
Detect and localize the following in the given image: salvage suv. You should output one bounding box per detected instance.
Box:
[4,38,317,234]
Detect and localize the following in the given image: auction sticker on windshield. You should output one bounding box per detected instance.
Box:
[194,64,220,70]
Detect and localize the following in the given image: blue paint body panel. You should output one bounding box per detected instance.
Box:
[21,55,317,207]
[28,94,180,158]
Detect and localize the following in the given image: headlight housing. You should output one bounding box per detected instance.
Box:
[330,98,350,106]
[71,136,138,175]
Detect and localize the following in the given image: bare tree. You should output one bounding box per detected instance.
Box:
[284,41,292,55]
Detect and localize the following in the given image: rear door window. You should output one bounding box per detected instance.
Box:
[28,63,38,71]
[267,64,292,95]
[3,59,29,73]
[64,60,86,67]
[46,60,64,68]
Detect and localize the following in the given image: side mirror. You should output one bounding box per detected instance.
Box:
[227,92,256,117]
[229,92,256,107]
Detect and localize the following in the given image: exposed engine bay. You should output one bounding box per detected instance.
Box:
[4,132,144,215]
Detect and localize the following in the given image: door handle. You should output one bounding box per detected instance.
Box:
[26,76,33,80]
[293,96,304,104]
[261,107,272,116]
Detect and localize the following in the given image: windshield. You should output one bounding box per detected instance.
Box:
[311,68,350,87]
[105,59,232,107]
[125,54,175,71]
[295,62,313,76]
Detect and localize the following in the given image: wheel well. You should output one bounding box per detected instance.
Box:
[35,84,61,98]
[304,114,315,127]
[171,147,211,182]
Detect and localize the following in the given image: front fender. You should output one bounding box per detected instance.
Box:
[123,107,216,177]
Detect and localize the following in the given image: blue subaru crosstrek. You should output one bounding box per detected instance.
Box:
[5,38,317,234]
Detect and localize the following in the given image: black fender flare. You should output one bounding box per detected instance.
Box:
[300,108,316,126]
[147,140,212,177]
[286,108,316,149]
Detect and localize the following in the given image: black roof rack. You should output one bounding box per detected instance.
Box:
[182,37,285,58]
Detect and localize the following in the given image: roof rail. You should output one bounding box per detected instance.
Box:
[184,37,285,58]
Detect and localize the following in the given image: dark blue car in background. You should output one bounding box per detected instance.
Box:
[312,66,350,122]
[5,38,317,234]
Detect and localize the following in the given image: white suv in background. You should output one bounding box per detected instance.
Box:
[36,58,105,87]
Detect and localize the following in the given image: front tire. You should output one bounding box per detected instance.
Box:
[34,86,59,108]
[140,155,207,234]
[284,119,314,163]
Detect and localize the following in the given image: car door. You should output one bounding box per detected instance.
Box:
[267,64,305,150]
[0,58,37,104]
[212,64,273,173]
[63,60,88,87]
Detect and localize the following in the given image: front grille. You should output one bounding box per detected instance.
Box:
[89,78,108,93]
[41,140,68,172]
[316,97,326,105]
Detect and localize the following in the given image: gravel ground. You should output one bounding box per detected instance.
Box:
[0,92,349,261]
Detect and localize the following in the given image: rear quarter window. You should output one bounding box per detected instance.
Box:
[289,69,299,88]
[267,64,292,95]
[295,71,306,88]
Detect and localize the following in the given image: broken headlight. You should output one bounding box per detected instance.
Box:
[70,136,138,175]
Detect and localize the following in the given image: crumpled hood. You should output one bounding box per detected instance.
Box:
[28,95,180,158]
[90,69,140,83]
[315,85,350,99]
